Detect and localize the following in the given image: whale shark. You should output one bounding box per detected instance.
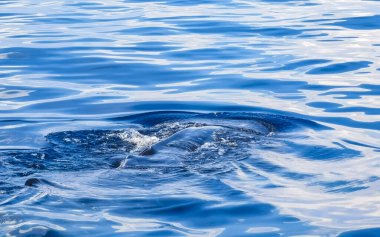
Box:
[0,111,326,192]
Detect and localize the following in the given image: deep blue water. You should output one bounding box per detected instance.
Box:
[1,0,380,236]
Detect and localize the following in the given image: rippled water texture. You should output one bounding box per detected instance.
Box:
[1,0,380,236]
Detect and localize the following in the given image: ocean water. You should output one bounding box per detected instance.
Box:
[0,0,380,236]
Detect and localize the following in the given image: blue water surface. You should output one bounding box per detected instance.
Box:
[0,0,380,236]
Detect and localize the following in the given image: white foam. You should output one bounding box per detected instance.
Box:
[118,129,159,152]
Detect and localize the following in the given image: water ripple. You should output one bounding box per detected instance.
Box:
[1,0,380,236]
